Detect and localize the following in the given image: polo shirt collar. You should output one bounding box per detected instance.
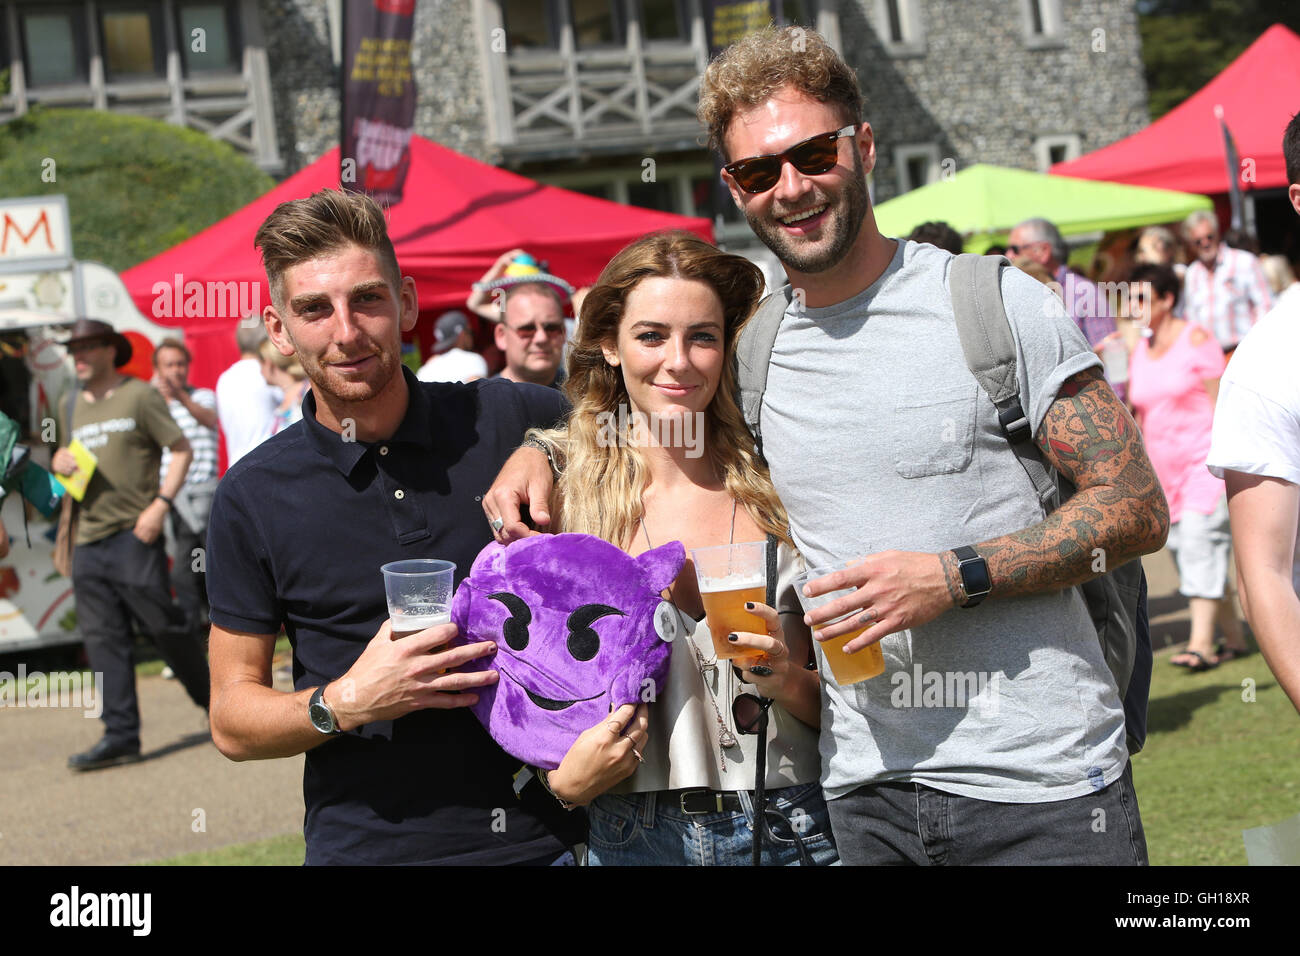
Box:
[301,366,438,477]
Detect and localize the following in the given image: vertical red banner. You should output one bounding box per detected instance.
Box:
[341,0,418,206]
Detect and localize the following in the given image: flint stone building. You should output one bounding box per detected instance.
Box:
[1,0,1149,251]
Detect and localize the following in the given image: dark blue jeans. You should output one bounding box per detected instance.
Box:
[74,529,210,746]
[827,761,1147,865]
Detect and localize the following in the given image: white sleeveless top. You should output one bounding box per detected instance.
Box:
[614,542,823,793]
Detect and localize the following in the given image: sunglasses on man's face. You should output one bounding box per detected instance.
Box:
[724,125,857,194]
[507,322,565,338]
[1193,235,1218,247]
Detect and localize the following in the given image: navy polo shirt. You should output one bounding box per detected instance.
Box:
[207,368,572,865]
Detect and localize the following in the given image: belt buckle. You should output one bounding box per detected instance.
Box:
[679,789,727,814]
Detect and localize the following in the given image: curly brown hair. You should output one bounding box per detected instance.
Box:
[697,25,864,161]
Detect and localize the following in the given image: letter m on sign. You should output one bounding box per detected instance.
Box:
[1,210,53,255]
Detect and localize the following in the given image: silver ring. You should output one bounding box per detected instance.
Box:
[489,516,504,533]
[630,745,644,763]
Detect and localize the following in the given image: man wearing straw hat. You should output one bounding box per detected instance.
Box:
[53,318,210,771]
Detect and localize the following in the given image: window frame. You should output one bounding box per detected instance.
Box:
[1021,0,1065,50]
[175,0,242,76]
[874,0,925,58]
[17,2,90,89]
[96,1,167,83]
[894,143,941,196]
[1034,133,1082,172]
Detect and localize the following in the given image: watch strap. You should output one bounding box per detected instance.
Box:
[309,684,340,735]
[952,546,991,608]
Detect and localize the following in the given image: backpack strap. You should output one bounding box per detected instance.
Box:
[948,254,1057,512]
[736,285,792,464]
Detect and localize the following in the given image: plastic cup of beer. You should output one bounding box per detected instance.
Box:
[381,559,456,639]
[690,541,767,661]
[795,562,886,685]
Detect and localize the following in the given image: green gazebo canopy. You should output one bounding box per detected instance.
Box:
[873,163,1213,252]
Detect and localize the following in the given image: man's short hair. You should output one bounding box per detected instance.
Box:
[235,319,269,355]
[152,337,191,366]
[1135,226,1177,265]
[698,25,864,161]
[502,281,564,318]
[254,189,400,311]
[1283,110,1300,187]
[1013,217,1068,267]
[1182,209,1218,237]
[907,221,964,255]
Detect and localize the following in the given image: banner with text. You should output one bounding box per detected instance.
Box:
[341,0,418,206]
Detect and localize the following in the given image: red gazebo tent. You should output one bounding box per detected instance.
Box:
[1050,24,1300,195]
[123,136,713,390]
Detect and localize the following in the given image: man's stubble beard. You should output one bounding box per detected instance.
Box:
[287,332,401,406]
[742,154,870,275]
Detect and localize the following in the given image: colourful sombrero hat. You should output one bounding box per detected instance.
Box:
[474,253,575,303]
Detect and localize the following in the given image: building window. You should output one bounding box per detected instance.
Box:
[178,2,238,74]
[571,0,624,49]
[627,178,675,213]
[640,0,686,42]
[19,5,87,87]
[894,143,940,195]
[1034,134,1081,172]
[874,0,924,57]
[1022,0,1064,49]
[99,5,164,81]
[504,0,560,50]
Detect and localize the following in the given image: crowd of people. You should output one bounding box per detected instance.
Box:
[14,24,1297,867]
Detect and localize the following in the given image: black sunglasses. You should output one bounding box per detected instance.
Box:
[724,125,857,194]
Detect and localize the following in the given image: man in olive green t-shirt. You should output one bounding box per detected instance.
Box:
[52,319,211,772]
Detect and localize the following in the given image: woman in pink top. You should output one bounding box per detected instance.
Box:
[1127,264,1249,670]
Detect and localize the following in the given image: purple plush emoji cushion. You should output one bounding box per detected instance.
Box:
[451,533,685,769]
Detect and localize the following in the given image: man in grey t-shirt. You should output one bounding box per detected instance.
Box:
[489,28,1169,864]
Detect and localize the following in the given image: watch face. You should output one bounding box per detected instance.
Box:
[309,700,334,733]
[962,557,992,596]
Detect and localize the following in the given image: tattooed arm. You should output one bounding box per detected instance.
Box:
[805,367,1169,650]
[939,366,1170,601]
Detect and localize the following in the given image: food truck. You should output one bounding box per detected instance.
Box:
[0,195,177,652]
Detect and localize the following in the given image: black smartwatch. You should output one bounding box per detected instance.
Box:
[951,546,992,608]
[308,685,341,735]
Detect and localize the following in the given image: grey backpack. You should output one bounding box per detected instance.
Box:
[735,254,1150,755]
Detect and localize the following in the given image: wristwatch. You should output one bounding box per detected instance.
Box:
[951,546,992,608]
[308,685,341,735]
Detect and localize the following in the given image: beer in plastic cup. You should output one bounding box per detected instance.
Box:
[381,559,456,639]
[690,541,767,661]
[796,563,886,685]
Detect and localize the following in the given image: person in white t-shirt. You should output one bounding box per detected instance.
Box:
[1206,109,1300,714]
[216,321,281,467]
[416,310,488,383]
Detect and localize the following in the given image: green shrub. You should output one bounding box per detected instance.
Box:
[0,108,275,271]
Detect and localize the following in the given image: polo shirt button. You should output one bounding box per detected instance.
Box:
[394,489,405,500]
[379,445,390,456]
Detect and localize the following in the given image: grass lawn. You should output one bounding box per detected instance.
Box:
[1134,646,1300,865]
[143,833,304,866]
[143,643,1299,866]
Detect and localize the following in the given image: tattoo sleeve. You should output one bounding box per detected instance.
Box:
[956,367,1170,600]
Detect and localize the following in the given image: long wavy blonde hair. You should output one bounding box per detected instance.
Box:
[528,231,790,549]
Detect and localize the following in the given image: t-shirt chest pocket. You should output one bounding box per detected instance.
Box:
[891,382,979,478]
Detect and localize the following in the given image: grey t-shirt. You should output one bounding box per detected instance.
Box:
[762,239,1127,803]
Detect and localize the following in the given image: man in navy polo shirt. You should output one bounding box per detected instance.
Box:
[206,189,575,865]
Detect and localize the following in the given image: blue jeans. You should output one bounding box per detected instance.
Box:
[586,782,840,866]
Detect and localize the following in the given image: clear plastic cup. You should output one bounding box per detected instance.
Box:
[380,559,456,638]
[795,562,886,685]
[690,541,767,661]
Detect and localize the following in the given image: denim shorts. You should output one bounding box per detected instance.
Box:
[586,782,840,866]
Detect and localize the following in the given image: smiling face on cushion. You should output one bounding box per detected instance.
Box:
[451,533,685,770]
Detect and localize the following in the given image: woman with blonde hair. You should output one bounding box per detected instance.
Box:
[520,230,835,866]
[258,338,309,433]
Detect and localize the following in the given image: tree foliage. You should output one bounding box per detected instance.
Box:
[0,109,274,272]
[1139,0,1300,119]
